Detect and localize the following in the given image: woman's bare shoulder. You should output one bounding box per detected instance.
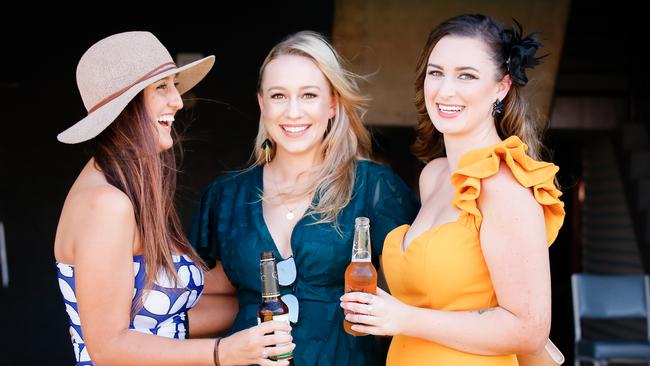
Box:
[56,181,136,262]
[419,157,448,202]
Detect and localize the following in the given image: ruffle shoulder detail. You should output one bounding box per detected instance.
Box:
[450,136,565,245]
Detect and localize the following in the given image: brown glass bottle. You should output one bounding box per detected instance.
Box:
[343,217,377,336]
[257,251,293,363]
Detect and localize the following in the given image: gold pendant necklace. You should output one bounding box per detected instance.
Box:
[266,164,297,221]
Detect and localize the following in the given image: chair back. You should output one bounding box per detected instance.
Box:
[571,274,650,341]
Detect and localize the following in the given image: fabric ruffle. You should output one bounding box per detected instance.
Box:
[450,135,565,245]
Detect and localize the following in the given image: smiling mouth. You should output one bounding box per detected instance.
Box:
[157,115,174,128]
[437,103,465,114]
[281,124,310,133]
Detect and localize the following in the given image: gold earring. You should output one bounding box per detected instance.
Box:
[325,117,333,135]
[261,138,272,164]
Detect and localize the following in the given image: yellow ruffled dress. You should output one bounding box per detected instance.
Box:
[382,136,565,366]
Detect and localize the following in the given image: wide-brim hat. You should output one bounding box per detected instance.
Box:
[57,31,215,144]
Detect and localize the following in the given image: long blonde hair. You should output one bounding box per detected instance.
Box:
[253,31,371,226]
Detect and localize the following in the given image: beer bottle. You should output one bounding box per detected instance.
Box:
[343,217,377,336]
[257,251,293,363]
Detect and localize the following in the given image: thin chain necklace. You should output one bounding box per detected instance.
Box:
[266,163,298,221]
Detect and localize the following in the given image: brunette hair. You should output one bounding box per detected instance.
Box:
[89,93,205,300]
[411,14,546,162]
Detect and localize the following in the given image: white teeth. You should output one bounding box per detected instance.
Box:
[438,105,464,113]
[157,115,175,123]
[283,125,308,133]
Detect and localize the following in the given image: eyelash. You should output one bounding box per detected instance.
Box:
[157,81,179,90]
[459,74,477,80]
[270,93,318,99]
[427,70,477,80]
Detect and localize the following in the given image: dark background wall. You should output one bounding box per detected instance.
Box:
[0,4,337,364]
[0,1,646,365]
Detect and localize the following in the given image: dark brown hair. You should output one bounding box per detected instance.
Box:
[89,93,205,299]
[412,14,545,162]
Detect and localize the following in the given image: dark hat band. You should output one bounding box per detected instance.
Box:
[88,61,177,114]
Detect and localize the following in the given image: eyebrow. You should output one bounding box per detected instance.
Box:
[266,85,322,91]
[428,63,480,73]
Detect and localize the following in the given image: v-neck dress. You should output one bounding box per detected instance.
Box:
[189,160,419,365]
[381,136,565,366]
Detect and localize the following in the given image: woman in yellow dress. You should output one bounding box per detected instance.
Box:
[340,14,565,365]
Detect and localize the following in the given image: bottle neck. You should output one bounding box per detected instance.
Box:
[261,294,282,303]
[351,223,371,262]
[260,258,281,297]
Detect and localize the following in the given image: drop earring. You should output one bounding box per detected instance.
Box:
[261,138,272,164]
[492,99,505,117]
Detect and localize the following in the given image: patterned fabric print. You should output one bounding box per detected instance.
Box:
[56,255,204,366]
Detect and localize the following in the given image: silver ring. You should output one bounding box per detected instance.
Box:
[367,304,373,316]
[262,349,269,359]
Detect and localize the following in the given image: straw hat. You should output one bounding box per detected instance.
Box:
[57,31,215,144]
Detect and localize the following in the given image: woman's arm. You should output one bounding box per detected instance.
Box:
[73,187,293,366]
[188,263,238,338]
[343,165,551,355]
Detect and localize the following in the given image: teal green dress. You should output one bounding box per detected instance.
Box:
[189,160,419,365]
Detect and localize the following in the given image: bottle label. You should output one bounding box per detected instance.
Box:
[351,218,372,262]
[257,314,293,361]
[261,262,280,297]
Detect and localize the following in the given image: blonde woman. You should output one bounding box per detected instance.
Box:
[190,31,419,365]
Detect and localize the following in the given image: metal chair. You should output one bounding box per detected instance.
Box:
[572,274,650,365]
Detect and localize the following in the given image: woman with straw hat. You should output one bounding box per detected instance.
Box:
[54,31,294,366]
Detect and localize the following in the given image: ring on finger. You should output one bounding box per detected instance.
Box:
[367,304,373,316]
[262,349,269,359]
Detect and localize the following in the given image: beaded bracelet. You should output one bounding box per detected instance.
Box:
[213,337,223,366]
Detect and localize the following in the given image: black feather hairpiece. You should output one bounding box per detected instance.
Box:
[500,19,548,86]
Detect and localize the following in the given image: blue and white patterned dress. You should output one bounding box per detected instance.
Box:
[56,254,204,366]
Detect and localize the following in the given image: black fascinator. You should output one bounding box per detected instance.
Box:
[500,19,547,86]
